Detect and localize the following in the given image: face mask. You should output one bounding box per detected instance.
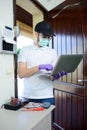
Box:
[38,38,49,47]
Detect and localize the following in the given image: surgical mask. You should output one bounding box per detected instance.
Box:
[38,38,49,47]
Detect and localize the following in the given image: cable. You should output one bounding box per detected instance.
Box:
[52,2,81,19]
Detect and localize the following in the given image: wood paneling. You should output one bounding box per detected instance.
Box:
[51,2,83,85]
[44,1,83,85]
[43,0,87,129]
[53,89,84,130]
[16,5,33,27]
[83,0,87,128]
[16,20,33,38]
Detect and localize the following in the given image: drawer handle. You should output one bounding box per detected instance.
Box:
[78,79,87,82]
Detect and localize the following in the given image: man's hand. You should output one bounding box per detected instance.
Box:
[51,71,67,81]
[39,64,53,71]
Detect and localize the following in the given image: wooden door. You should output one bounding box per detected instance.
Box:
[52,84,84,130]
[83,0,87,128]
[44,0,87,129]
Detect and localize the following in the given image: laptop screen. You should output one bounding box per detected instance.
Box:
[51,54,83,75]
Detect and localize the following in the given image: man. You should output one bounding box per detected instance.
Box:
[17,21,66,104]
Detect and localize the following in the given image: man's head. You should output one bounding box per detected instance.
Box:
[34,21,54,37]
[34,21,54,47]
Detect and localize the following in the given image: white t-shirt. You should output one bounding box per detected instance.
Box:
[18,44,57,99]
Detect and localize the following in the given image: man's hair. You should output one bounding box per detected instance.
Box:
[34,21,54,37]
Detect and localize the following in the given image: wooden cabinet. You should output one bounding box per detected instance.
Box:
[52,83,85,130]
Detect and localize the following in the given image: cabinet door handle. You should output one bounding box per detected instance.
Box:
[78,79,87,82]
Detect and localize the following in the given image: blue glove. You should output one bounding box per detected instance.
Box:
[39,64,53,71]
[51,71,67,81]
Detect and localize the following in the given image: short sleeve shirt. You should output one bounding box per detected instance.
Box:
[18,44,57,99]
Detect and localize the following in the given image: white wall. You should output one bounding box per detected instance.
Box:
[0,0,14,106]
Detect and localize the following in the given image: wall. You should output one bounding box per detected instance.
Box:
[0,0,14,106]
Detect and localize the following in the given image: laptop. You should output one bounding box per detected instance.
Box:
[41,54,83,76]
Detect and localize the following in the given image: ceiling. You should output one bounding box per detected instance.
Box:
[16,0,65,15]
[16,0,42,15]
[35,0,65,11]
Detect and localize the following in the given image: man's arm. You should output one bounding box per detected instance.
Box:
[17,62,39,78]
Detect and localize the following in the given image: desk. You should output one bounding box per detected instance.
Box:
[0,103,55,130]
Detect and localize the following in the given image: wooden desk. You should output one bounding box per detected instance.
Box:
[0,103,55,130]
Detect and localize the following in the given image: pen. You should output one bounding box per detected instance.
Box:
[22,107,44,111]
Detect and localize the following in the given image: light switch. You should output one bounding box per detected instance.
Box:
[6,67,12,75]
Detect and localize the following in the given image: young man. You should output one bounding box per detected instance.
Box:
[17,21,66,104]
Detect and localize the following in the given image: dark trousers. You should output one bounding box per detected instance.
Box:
[29,98,54,105]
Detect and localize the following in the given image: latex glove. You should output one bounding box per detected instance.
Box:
[51,71,67,81]
[60,71,67,76]
[39,64,53,71]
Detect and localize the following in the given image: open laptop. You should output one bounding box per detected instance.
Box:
[41,54,83,76]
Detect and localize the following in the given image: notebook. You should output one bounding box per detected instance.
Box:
[41,54,83,76]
